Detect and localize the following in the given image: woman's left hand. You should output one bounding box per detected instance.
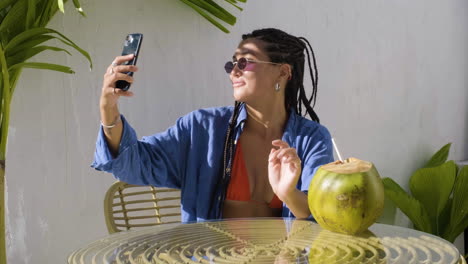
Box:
[268,140,302,201]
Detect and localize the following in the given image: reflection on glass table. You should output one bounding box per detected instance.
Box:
[68,218,465,264]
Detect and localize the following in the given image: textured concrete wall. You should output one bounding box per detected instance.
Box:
[5,0,468,262]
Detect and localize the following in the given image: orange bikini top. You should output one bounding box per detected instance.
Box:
[226,140,283,209]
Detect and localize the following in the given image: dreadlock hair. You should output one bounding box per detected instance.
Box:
[241,28,320,123]
[219,29,320,213]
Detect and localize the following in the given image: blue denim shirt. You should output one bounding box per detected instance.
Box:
[92,103,334,223]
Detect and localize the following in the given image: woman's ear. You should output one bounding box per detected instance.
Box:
[279,64,292,81]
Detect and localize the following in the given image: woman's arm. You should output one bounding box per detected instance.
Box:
[99,54,137,156]
[268,140,311,218]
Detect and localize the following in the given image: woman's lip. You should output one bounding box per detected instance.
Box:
[233,82,245,87]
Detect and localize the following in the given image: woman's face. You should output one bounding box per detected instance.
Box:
[229,39,282,104]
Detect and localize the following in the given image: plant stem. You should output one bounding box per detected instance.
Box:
[0,43,10,264]
[0,44,11,160]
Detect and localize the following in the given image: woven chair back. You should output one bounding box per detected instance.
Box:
[104,181,181,234]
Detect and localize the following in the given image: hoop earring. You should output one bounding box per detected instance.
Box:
[275,83,281,92]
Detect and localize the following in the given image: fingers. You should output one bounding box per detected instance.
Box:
[114,72,135,83]
[272,139,289,149]
[270,140,301,164]
[105,54,135,75]
[274,148,298,161]
[104,65,138,80]
[113,54,135,65]
[113,88,134,97]
[102,86,134,97]
[104,54,138,85]
[109,65,139,75]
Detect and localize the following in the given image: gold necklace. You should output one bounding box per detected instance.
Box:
[247,110,270,128]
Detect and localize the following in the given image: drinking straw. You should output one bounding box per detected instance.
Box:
[331,138,344,162]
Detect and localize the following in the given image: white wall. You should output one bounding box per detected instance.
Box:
[5,0,468,262]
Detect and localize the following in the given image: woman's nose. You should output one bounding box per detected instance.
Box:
[230,64,242,77]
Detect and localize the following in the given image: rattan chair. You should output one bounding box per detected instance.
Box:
[104,181,181,234]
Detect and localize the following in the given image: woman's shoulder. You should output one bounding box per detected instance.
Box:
[186,106,233,118]
[293,114,331,140]
[180,106,234,125]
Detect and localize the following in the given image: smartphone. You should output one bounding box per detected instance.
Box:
[115,33,143,91]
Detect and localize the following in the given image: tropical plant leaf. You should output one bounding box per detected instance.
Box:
[409,161,456,224]
[0,0,27,44]
[437,197,452,236]
[443,165,468,242]
[26,0,35,30]
[5,27,57,51]
[0,5,12,28]
[7,35,55,56]
[5,27,92,69]
[424,143,451,168]
[444,214,468,243]
[58,0,65,13]
[7,46,71,67]
[223,0,243,11]
[72,0,85,16]
[7,69,22,95]
[0,0,16,11]
[382,178,432,233]
[197,0,236,24]
[179,0,230,33]
[36,0,59,27]
[178,0,247,33]
[8,62,74,74]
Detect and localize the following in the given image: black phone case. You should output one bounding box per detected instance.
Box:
[116,33,143,91]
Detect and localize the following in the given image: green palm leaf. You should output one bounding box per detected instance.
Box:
[0,0,16,11]
[178,0,247,33]
[0,0,27,44]
[0,1,91,263]
[409,161,456,234]
[5,27,92,69]
[26,0,35,30]
[57,0,65,13]
[7,46,71,66]
[6,27,58,51]
[179,0,229,33]
[7,35,55,55]
[382,178,432,232]
[9,62,74,74]
[194,0,236,25]
[71,0,85,16]
[223,0,244,11]
[36,0,57,27]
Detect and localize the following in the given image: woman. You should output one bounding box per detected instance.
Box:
[92,28,334,222]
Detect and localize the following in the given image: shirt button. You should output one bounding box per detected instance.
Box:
[218,196,221,201]
[225,168,230,173]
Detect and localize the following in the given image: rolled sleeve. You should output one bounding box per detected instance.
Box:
[91,114,189,189]
[299,126,334,192]
[91,115,138,172]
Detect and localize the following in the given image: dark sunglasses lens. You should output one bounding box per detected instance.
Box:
[237,58,247,70]
[224,62,234,73]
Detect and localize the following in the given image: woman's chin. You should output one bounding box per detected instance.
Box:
[232,90,247,102]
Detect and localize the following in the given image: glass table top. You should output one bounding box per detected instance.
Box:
[68,218,463,264]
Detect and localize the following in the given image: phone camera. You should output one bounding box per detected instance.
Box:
[124,35,134,47]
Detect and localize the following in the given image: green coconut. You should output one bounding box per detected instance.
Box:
[308,158,384,235]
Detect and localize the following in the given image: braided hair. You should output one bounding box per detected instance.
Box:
[241,28,320,122]
[220,29,320,210]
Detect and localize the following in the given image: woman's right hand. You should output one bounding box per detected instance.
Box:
[99,54,139,156]
[100,54,139,109]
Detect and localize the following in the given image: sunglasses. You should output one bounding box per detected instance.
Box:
[224,57,282,74]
